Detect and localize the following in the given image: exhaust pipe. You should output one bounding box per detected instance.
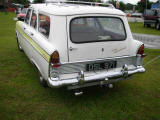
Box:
[74,91,83,96]
[74,89,83,96]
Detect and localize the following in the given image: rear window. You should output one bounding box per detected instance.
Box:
[70,17,126,43]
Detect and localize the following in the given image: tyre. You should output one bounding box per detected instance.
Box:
[37,70,48,87]
[146,24,151,27]
[16,33,23,52]
[155,23,160,30]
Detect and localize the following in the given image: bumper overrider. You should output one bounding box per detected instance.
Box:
[47,65,145,87]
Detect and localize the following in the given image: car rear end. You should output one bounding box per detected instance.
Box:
[47,14,146,89]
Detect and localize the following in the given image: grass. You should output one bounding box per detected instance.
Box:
[0,12,160,120]
[129,22,160,36]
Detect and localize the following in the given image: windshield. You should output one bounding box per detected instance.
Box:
[70,17,126,43]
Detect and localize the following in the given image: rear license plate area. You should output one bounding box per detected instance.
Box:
[86,61,117,71]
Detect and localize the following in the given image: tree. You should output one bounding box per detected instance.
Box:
[108,0,127,11]
[13,0,30,5]
[108,0,116,7]
[71,0,101,3]
[126,3,134,10]
[33,0,44,3]
[137,0,153,13]
[119,1,126,11]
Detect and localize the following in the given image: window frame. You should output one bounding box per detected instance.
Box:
[25,8,32,25]
[69,16,127,44]
[30,10,38,30]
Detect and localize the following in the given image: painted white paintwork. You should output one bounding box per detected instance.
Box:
[30,3,125,16]
[16,3,144,88]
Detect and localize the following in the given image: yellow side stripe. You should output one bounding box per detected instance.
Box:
[16,21,50,62]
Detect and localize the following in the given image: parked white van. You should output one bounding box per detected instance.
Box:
[16,1,146,93]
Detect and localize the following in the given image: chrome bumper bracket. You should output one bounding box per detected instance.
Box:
[77,70,85,85]
[121,64,129,78]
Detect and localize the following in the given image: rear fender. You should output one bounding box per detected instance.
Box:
[30,58,43,76]
[130,39,143,56]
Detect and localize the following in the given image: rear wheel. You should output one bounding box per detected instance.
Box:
[37,70,48,87]
[144,24,146,27]
[146,24,151,27]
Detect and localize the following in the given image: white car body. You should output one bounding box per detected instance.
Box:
[16,2,145,89]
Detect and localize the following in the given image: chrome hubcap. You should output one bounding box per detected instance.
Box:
[156,24,159,29]
[39,75,43,82]
[19,44,22,49]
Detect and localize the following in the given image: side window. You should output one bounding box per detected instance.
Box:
[30,11,37,29]
[38,14,50,38]
[25,9,31,24]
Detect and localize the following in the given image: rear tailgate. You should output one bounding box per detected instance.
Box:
[67,15,130,63]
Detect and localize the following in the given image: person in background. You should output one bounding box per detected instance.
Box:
[4,0,8,15]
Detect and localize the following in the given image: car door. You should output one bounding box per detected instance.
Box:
[67,15,130,63]
[29,12,51,78]
[20,8,32,57]
[30,12,51,63]
[28,10,39,58]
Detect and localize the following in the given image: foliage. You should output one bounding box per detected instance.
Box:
[108,0,116,6]
[137,0,154,13]
[119,1,126,11]
[108,0,127,11]
[126,3,134,10]
[12,0,30,5]
[33,0,44,3]
[72,0,101,3]
[109,0,157,12]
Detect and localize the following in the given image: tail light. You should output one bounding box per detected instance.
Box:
[137,44,146,58]
[51,51,60,68]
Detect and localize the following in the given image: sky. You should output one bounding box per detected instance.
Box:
[30,0,159,5]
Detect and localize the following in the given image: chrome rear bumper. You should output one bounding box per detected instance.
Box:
[47,65,145,87]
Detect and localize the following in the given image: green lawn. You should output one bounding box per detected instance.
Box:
[129,22,160,36]
[0,12,160,120]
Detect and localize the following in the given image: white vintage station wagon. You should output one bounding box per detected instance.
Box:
[16,1,146,94]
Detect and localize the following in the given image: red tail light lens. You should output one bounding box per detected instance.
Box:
[137,44,146,58]
[51,51,60,68]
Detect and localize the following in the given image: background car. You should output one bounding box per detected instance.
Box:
[143,9,160,30]
[131,12,143,18]
[17,8,27,21]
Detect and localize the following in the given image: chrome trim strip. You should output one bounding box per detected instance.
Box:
[47,66,145,87]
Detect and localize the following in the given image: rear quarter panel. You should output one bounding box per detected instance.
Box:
[16,21,54,80]
[49,15,69,63]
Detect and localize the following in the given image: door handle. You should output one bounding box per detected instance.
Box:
[69,47,78,51]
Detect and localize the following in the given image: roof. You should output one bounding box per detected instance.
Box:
[30,3,125,16]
